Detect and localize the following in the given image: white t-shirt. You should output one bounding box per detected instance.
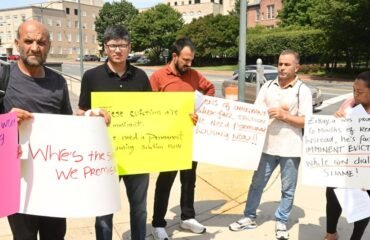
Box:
[255,77,312,157]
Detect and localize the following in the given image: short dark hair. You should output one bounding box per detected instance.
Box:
[356,71,370,89]
[280,49,300,64]
[170,37,195,56]
[103,25,130,44]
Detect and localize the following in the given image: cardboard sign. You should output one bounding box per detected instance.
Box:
[303,115,370,188]
[193,96,269,170]
[0,112,20,217]
[92,92,194,175]
[19,113,120,218]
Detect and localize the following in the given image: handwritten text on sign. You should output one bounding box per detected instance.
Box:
[92,92,194,175]
[0,112,20,217]
[302,115,370,188]
[19,113,120,218]
[193,96,269,170]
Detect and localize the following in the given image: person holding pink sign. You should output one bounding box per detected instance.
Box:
[324,71,370,240]
[1,20,72,240]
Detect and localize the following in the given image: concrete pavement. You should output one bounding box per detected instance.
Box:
[1,70,368,240]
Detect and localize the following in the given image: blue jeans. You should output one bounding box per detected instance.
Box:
[95,173,149,240]
[244,153,300,224]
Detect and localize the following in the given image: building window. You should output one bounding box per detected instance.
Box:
[58,46,62,54]
[13,15,18,19]
[256,8,260,21]
[211,0,214,2]
[92,24,95,30]
[67,33,72,42]
[92,13,96,19]
[195,0,200,3]
[181,1,184,5]
[57,32,62,41]
[74,20,79,28]
[56,20,62,27]
[47,19,52,26]
[74,9,78,15]
[50,32,53,41]
[66,7,70,14]
[267,5,275,19]
[5,16,10,20]
[76,34,80,42]
[189,1,191,4]
[67,20,72,28]
[82,11,86,17]
[83,23,87,29]
[85,34,88,43]
[69,48,73,54]
[174,1,177,6]
[92,35,95,43]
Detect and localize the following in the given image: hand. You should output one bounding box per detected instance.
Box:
[268,106,288,121]
[17,145,23,159]
[86,108,111,126]
[334,110,345,118]
[189,113,198,126]
[10,108,33,124]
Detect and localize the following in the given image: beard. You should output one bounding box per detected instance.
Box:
[174,60,189,75]
[19,49,48,67]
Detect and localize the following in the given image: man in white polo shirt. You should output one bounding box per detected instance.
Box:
[228,50,312,240]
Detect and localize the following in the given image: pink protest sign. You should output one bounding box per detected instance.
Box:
[0,112,20,217]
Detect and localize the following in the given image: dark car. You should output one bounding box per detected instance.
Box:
[222,69,323,109]
[128,55,141,63]
[83,55,100,61]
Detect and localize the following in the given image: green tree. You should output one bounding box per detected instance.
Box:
[130,4,183,64]
[95,0,138,49]
[278,0,318,27]
[311,0,370,69]
[178,14,239,59]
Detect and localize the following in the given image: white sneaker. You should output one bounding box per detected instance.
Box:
[276,221,289,240]
[180,218,206,234]
[152,227,170,240]
[229,217,257,231]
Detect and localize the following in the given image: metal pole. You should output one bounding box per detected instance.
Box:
[256,58,264,95]
[78,0,84,77]
[238,0,247,102]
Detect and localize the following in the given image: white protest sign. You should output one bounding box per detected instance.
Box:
[19,113,120,218]
[302,115,370,188]
[193,96,269,170]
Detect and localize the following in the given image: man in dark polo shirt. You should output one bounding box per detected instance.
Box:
[77,25,151,240]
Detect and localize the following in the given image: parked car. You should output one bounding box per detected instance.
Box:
[136,56,150,65]
[222,69,324,110]
[233,64,277,75]
[100,56,108,62]
[83,54,100,61]
[7,55,20,61]
[128,55,141,63]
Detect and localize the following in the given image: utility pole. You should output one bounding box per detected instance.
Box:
[238,0,247,102]
[78,0,84,77]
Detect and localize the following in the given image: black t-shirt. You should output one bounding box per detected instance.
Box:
[78,61,152,110]
[2,63,72,114]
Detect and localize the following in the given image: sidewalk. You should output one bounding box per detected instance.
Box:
[2,163,368,240]
[0,76,368,240]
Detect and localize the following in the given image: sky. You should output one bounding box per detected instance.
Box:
[0,0,163,10]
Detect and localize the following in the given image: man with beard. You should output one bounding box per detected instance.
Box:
[78,25,151,240]
[2,20,72,239]
[150,37,215,240]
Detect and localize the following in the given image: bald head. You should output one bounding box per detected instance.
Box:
[15,20,51,68]
[17,20,50,41]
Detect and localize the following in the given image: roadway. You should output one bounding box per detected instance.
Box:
[61,61,354,115]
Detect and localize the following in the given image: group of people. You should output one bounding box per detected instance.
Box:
[1,19,370,240]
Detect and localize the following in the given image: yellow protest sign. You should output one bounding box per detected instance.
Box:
[92,92,194,175]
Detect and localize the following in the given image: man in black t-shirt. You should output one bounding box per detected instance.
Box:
[77,25,151,240]
[3,20,72,240]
